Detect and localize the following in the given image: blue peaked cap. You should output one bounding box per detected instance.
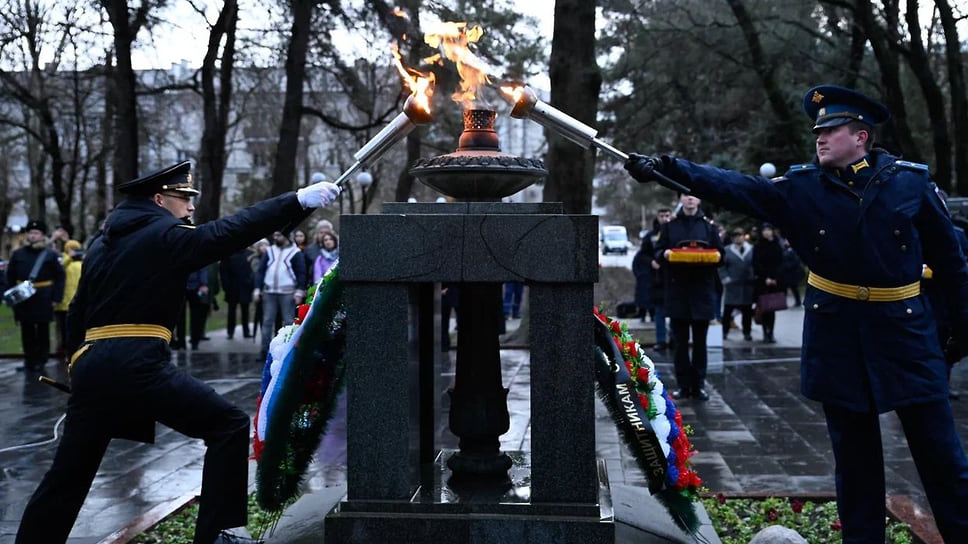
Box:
[802,85,891,132]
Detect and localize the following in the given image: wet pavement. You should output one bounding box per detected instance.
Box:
[0,301,966,543]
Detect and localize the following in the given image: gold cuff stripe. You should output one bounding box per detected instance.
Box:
[85,324,173,343]
[808,272,919,302]
[32,280,53,288]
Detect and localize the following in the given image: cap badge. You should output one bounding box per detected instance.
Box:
[812,91,824,104]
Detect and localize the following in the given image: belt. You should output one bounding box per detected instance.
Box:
[32,280,53,288]
[807,272,920,302]
[69,324,173,372]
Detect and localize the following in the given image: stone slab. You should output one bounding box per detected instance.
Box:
[382,202,563,215]
[340,213,598,283]
[611,485,721,544]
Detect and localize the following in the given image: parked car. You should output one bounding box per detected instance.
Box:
[601,225,632,255]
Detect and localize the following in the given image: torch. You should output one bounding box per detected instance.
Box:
[500,85,689,194]
[333,94,434,187]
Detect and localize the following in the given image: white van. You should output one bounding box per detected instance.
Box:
[601,225,632,255]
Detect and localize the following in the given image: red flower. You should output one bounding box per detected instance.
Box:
[637,392,650,410]
[611,321,622,334]
[636,366,650,383]
[674,410,684,427]
[767,507,778,521]
[716,492,726,504]
[295,303,310,324]
[627,342,639,358]
[831,519,842,532]
[790,499,803,514]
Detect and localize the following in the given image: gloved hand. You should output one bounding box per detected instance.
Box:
[624,153,666,184]
[297,181,341,209]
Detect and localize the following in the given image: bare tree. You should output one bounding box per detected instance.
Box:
[194,0,238,224]
[100,0,164,189]
[269,0,316,197]
[936,0,968,193]
[544,0,601,214]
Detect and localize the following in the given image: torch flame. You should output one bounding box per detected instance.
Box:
[391,43,436,117]
[423,22,491,109]
[499,85,525,104]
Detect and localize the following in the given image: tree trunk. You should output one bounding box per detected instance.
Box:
[850,0,921,159]
[724,0,803,166]
[936,0,968,194]
[269,0,313,197]
[195,0,238,224]
[544,0,601,215]
[899,0,952,191]
[102,0,142,189]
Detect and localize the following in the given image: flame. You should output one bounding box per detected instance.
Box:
[423,22,491,109]
[499,84,524,104]
[391,43,435,115]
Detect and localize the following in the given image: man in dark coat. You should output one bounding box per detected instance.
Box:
[626,84,968,543]
[641,208,673,348]
[5,220,65,371]
[219,248,255,339]
[15,161,339,544]
[654,194,724,401]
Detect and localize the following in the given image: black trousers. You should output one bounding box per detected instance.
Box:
[226,301,251,338]
[824,402,968,543]
[19,320,50,369]
[16,338,249,544]
[722,304,753,337]
[175,291,210,348]
[670,318,709,392]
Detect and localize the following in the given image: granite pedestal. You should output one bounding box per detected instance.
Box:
[327,202,610,542]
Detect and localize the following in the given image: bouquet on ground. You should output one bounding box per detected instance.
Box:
[592,307,703,534]
[252,264,346,513]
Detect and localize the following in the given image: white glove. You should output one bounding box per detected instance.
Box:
[297,181,340,209]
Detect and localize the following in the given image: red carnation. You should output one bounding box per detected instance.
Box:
[636,366,650,383]
[637,393,650,409]
[790,499,803,513]
[611,321,622,334]
[295,303,310,324]
[831,519,842,532]
[627,342,639,358]
[716,492,726,504]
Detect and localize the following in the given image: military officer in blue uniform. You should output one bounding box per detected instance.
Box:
[626,85,968,543]
[16,161,340,544]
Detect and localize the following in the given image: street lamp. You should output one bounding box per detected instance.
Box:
[356,171,373,213]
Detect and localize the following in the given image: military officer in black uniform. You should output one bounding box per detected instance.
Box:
[16,161,339,544]
[626,85,968,543]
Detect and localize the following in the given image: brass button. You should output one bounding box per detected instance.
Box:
[856,286,870,301]
[812,304,819,309]
[906,308,913,314]
[819,229,826,236]
[901,245,907,251]
[848,181,854,186]
[894,229,900,236]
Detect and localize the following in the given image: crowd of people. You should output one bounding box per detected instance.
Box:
[632,208,805,349]
[3,208,341,368]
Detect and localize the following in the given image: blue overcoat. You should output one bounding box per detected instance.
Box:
[661,150,968,412]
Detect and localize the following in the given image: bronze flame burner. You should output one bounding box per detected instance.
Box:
[410,108,547,201]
